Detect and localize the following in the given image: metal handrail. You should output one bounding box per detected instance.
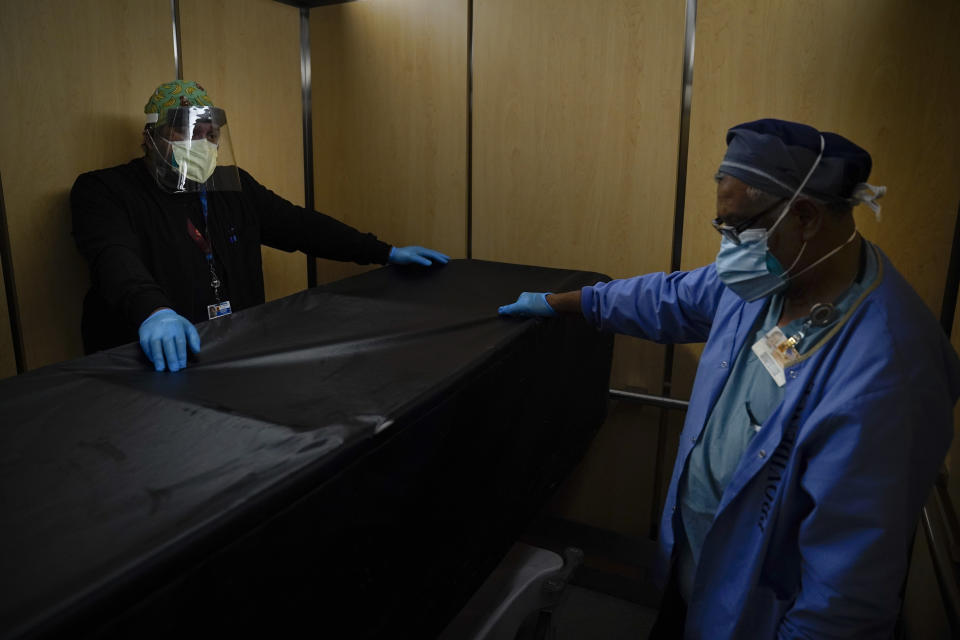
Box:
[608,388,689,412]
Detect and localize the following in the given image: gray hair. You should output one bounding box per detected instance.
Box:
[713,170,852,215]
[714,171,781,209]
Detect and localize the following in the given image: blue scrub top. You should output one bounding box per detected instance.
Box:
[676,240,878,602]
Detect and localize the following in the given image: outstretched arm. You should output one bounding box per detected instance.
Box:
[497,290,581,317]
[498,264,725,344]
[246,169,446,267]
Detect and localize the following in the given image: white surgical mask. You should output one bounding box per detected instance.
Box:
[167,138,219,183]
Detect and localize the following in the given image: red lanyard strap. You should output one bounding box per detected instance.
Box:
[187,193,224,305]
[187,217,224,303]
[186,218,213,257]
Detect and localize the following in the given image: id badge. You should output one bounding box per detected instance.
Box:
[207,300,232,320]
[751,326,799,387]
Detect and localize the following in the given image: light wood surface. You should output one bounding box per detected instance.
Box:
[309,0,469,284]
[0,0,171,369]
[470,0,687,537]
[545,402,675,537]
[673,0,960,397]
[182,0,306,302]
[472,0,686,394]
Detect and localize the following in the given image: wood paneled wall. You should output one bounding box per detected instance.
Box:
[181,0,306,302]
[306,0,686,536]
[0,0,171,370]
[309,0,468,284]
[472,0,686,397]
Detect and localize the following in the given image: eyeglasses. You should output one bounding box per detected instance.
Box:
[711,198,786,245]
[157,122,221,144]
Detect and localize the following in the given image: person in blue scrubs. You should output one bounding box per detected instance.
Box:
[499,119,960,639]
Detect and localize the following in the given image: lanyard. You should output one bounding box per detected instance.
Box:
[186,189,212,254]
[186,218,212,255]
[185,190,223,305]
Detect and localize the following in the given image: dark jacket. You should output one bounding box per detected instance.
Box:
[72,159,391,353]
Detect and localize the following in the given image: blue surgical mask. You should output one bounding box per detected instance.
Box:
[716,229,792,302]
[716,223,859,302]
[715,134,827,301]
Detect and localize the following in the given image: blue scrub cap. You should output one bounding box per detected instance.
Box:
[719,119,883,213]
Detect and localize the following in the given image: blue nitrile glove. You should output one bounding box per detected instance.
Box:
[138,309,202,372]
[498,292,557,317]
[388,246,450,267]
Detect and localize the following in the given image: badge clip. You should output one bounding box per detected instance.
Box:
[751,303,836,386]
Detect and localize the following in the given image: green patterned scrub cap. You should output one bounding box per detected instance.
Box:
[144,80,215,125]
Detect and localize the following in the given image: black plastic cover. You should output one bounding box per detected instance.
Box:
[0,259,614,638]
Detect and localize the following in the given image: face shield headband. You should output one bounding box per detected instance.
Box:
[145,106,241,193]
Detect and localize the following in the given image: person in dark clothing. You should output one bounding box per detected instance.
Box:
[72,80,448,372]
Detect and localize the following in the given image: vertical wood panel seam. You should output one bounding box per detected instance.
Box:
[0,173,26,374]
[941,201,960,338]
[299,7,317,288]
[171,0,183,80]
[466,0,474,259]
[650,0,697,539]
[670,0,696,276]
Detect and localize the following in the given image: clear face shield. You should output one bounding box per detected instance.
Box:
[144,106,241,193]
